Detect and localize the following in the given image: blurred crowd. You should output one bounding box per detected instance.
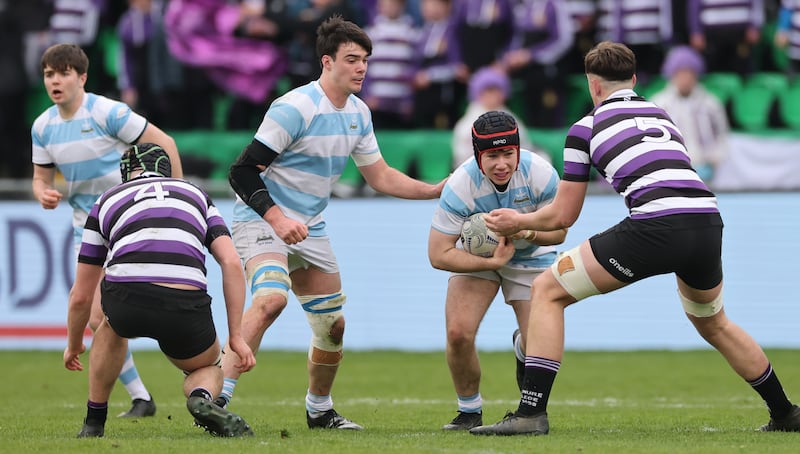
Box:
[1,0,797,180]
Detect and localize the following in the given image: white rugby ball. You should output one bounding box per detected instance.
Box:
[460,213,500,257]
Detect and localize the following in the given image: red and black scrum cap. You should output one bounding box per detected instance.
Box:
[471,110,520,171]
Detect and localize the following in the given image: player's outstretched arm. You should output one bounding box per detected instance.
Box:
[64,263,103,371]
[210,235,256,373]
[486,180,588,235]
[360,158,446,200]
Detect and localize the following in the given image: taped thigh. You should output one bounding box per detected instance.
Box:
[550,246,601,301]
[297,291,346,366]
[678,288,723,317]
[248,260,291,299]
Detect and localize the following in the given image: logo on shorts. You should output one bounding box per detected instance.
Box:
[608,258,634,278]
[256,234,275,245]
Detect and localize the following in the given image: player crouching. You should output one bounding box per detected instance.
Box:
[63,143,256,437]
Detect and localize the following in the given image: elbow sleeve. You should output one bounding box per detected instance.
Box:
[229,139,279,217]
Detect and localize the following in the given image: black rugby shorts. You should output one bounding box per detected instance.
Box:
[588,213,724,290]
[100,280,217,359]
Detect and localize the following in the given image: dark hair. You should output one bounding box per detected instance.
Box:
[40,43,89,75]
[584,41,636,81]
[316,14,372,66]
[120,143,172,183]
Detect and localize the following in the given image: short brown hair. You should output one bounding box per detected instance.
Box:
[584,41,636,81]
[316,14,372,65]
[40,43,89,75]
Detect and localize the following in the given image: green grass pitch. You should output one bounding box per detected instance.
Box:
[3,349,799,453]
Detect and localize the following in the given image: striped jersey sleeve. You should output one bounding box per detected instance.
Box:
[562,89,718,219]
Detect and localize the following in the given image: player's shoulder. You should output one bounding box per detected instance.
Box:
[520,149,551,167]
[565,114,594,142]
[85,92,125,109]
[169,177,207,193]
[82,92,135,123]
[446,159,484,191]
[346,92,370,113]
[517,156,555,187]
[119,176,208,198]
[31,105,59,133]
[269,83,320,121]
[451,157,479,179]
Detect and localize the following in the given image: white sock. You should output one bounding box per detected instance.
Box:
[306,390,333,414]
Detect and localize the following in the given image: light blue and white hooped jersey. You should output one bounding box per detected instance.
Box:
[563,88,718,219]
[431,149,560,268]
[31,92,147,240]
[232,81,381,236]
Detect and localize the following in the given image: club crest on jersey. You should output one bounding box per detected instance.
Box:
[349,117,358,130]
[80,121,94,134]
[513,190,530,204]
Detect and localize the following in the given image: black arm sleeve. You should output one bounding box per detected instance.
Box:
[229,139,280,217]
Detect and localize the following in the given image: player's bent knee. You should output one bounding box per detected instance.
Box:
[249,260,291,300]
[678,289,723,318]
[298,291,346,366]
[549,246,600,301]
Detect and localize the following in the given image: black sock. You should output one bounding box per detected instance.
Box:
[516,356,560,416]
[189,388,213,401]
[86,400,108,426]
[749,364,793,418]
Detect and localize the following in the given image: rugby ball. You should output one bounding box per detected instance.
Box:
[460,213,500,257]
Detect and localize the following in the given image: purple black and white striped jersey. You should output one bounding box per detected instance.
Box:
[562,89,719,219]
[78,176,231,290]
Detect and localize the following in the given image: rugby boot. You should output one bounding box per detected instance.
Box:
[76,419,104,438]
[118,397,156,418]
[306,409,364,430]
[469,411,549,436]
[760,404,800,432]
[442,411,482,430]
[187,396,254,437]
